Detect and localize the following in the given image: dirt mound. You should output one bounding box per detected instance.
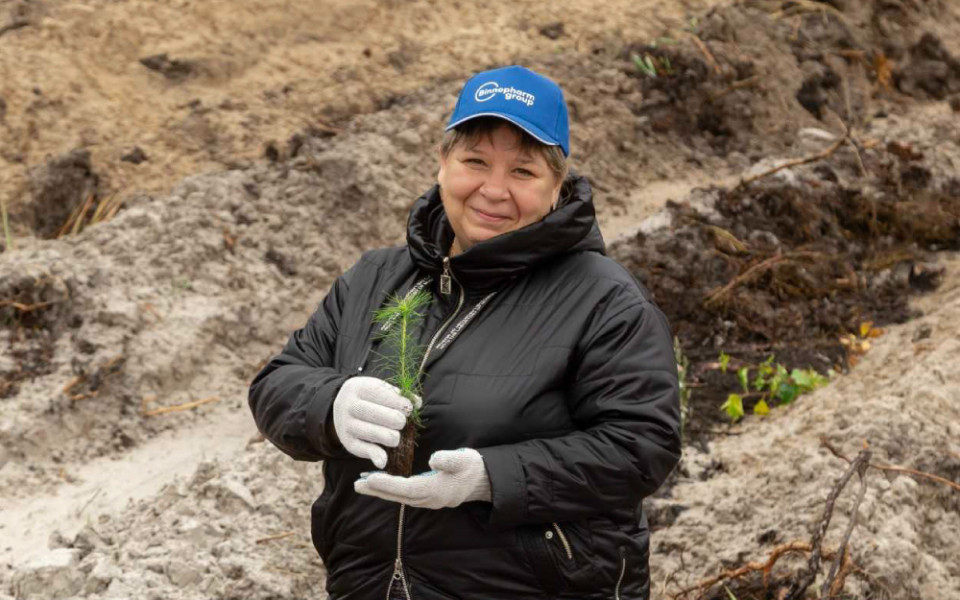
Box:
[614,0,960,165]
[645,271,960,599]
[610,95,960,440]
[5,445,327,600]
[0,0,726,242]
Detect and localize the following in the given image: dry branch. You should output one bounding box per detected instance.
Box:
[0,19,29,38]
[703,251,824,308]
[255,531,296,545]
[710,75,760,100]
[672,541,846,600]
[690,35,721,76]
[821,437,960,493]
[821,450,870,598]
[735,136,846,189]
[0,299,57,312]
[784,446,871,600]
[142,396,219,417]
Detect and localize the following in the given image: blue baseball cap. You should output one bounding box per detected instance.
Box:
[445,65,570,157]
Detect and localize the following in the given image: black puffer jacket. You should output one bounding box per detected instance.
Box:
[248,173,682,600]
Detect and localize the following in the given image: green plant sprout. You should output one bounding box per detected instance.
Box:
[719,353,831,422]
[370,288,433,425]
[369,287,432,476]
[633,53,659,78]
[632,52,674,78]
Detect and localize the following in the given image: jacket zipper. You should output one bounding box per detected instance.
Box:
[440,256,452,295]
[387,505,412,600]
[548,522,573,560]
[614,548,627,600]
[387,260,466,600]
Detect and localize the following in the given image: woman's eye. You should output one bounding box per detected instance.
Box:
[515,168,534,176]
[464,158,485,165]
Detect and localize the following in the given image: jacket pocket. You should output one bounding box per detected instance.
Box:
[309,484,333,562]
[518,520,597,594]
[518,524,567,595]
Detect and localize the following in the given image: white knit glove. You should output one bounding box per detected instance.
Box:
[332,376,421,469]
[353,448,492,509]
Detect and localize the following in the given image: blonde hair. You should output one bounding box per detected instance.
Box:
[439,116,568,184]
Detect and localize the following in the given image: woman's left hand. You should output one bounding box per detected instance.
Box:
[353,448,492,509]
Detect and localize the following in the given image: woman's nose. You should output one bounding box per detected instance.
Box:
[479,175,511,201]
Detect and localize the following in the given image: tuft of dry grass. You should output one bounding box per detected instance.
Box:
[55,192,126,238]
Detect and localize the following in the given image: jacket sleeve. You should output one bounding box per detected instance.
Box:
[474,287,682,528]
[247,267,357,462]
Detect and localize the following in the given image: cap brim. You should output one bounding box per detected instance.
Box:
[445,112,567,156]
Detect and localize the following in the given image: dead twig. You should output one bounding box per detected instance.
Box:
[821,437,960,493]
[820,447,870,598]
[75,486,103,518]
[0,299,57,312]
[736,136,846,189]
[255,530,296,545]
[710,75,760,100]
[672,541,840,600]
[703,251,824,308]
[868,463,960,493]
[846,136,868,177]
[62,375,85,395]
[784,446,872,600]
[142,396,219,417]
[0,19,29,38]
[689,34,721,76]
[771,0,851,27]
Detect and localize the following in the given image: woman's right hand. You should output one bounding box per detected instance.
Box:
[332,376,421,469]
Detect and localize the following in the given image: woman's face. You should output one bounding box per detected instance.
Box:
[437,123,563,256]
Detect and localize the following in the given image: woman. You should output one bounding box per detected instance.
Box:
[248,65,681,600]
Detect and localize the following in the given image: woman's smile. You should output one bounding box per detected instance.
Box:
[470,205,510,223]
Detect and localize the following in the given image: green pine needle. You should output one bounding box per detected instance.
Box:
[370,288,433,427]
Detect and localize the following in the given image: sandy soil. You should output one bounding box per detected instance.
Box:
[1,0,959,598]
[0,0,722,239]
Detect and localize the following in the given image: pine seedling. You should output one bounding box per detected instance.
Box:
[369,287,432,476]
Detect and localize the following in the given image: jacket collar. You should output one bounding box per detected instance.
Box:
[406,172,606,296]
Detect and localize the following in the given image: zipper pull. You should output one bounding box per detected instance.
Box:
[392,557,403,580]
[440,257,452,295]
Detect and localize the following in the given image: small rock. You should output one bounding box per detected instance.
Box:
[203,477,258,512]
[909,262,945,291]
[120,146,148,164]
[139,53,195,81]
[394,129,422,153]
[220,479,257,510]
[798,127,837,142]
[12,548,84,600]
[746,229,781,253]
[165,560,201,587]
[539,22,564,40]
[264,247,297,277]
[189,460,219,488]
[756,529,779,545]
[82,555,120,595]
[911,323,933,342]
